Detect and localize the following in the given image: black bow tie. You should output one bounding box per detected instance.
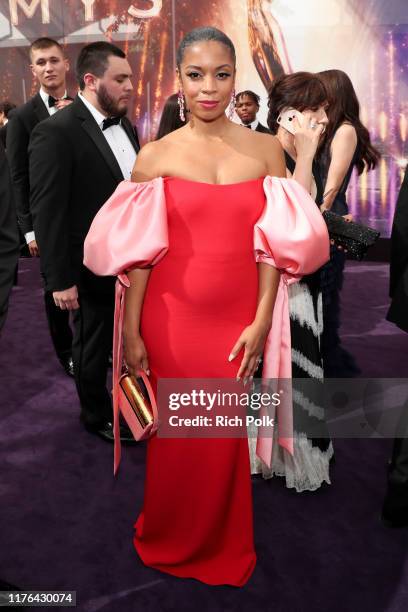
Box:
[102,116,121,130]
[48,95,72,108]
[244,124,252,129]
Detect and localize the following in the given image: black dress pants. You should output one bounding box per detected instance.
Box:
[44,290,73,361]
[71,290,114,428]
[383,402,408,521]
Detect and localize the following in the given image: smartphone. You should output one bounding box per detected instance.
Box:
[276,108,304,135]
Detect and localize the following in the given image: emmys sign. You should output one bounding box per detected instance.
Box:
[1,1,163,46]
[9,0,50,25]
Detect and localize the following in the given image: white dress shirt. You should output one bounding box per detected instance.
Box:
[25,89,68,244]
[242,119,260,130]
[39,87,68,116]
[79,93,137,181]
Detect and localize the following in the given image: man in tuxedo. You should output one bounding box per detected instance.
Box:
[383,166,408,527]
[0,141,19,334]
[235,90,270,133]
[29,42,140,442]
[6,37,74,376]
[0,101,17,149]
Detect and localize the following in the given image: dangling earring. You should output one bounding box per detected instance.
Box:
[178,89,185,122]
[227,88,236,120]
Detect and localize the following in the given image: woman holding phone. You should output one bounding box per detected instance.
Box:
[249,72,333,492]
[317,69,380,377]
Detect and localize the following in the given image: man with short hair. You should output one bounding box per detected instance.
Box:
[29,41,140,442]
[235,90,270,133]
[6,37,74,376]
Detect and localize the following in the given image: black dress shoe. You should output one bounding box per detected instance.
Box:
[59,355,74,377]
[381,483,408,528]
[380,509,408,529]
[84,421,137,444]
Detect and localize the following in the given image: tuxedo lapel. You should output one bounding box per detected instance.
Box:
[255,123,271,134]
[73,96,124,183]
[121,117,140,153]
[32,93,49,123]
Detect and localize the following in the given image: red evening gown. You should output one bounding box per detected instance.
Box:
[135,177,264,585]
[83,174,329,587]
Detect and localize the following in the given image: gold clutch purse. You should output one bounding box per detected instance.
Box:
[118,371,158,440]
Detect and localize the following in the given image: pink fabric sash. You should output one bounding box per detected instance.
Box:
[112,273,130,474]
[255,177,330,467]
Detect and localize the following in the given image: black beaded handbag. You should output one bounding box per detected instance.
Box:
[322,210,380,261]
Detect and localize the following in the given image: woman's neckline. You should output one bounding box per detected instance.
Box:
[163,176,265,187]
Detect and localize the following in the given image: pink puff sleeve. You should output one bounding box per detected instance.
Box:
[84,178,168,474]
[254,176,330,466]
[84,178,168,276]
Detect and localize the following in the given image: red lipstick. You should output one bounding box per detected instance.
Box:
[198,101,219,109]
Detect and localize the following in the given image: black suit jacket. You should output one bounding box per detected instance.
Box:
[0,123,7,149]
[0,141,20,333]
[255,122,271,134]
[6,93,50,236]
[29,95,140,294]
[387,167,408,332]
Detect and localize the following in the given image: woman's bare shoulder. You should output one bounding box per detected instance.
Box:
[131,139,172,182]
[256,133,286,177]
[238,125,281,149]
[232,125,285,177]
[255,130,281,149]
[334,122,357,141]
[330,123,358,154]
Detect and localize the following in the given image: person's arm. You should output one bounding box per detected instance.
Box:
[229,136,285,382]
[123,142,161,376]
[0,142,20,334]
[29,121,78,308]
[320,123,357,212]
[229,262,280,382]
[6,112,38,254]
[291,111,324,194]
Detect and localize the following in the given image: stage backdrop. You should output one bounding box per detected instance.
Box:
[0,0,407,235]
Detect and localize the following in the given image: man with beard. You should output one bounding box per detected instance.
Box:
[29,42,140,442]
[7,38,74,377]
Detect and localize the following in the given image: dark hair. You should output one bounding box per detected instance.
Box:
[235,90,260,106]
[267,71,327,134]
[156,93,186,140]
[29,37,64,61]
[0,100,17,117]
[176,27,236,68]
[318,69,380,173]
[76,41,126,90]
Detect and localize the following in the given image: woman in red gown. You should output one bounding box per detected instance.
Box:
[84,27,329,586]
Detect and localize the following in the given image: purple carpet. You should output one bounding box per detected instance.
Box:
[1,259,407,612]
